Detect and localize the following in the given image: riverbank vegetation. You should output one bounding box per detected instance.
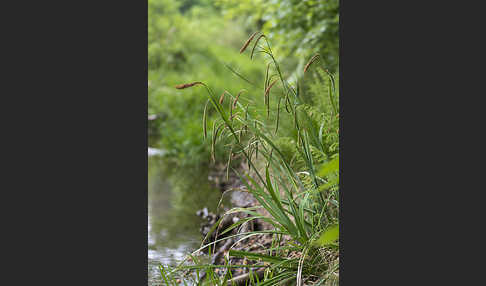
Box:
[149,0,338,165]
[149,0,339,285]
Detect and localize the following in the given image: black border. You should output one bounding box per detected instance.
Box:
[3,1,148,285]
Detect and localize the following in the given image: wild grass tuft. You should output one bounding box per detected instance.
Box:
[168,36,339,286]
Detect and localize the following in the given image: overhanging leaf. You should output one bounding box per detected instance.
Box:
[318,156,339,178]
[315,224,339,246]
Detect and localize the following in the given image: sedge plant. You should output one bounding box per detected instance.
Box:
[162,32,339,286]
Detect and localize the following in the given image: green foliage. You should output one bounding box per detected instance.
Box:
[316,224,339,247]
[149,1,340,284]
[318,156,339,179]
[148,1,266,165]
[216,0,339,72]
[165,37,339,285]
[149,0,339,166]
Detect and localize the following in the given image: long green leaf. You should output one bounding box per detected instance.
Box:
[316,224,339,246]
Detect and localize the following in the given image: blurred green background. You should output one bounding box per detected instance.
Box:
[148,0,339,166]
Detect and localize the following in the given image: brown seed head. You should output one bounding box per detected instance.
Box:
[175,81,203,89]
[303,54,321,73]
[233,89,246,109]
[240,31,259,54]
[264,79,278,98]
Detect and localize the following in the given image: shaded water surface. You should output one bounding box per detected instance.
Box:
[148,155,222,285]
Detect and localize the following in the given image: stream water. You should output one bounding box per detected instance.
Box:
[148,152,223,285]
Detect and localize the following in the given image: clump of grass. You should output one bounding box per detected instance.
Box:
[165,35,339,286]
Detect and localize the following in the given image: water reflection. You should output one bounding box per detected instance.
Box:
[148,156,222,285]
